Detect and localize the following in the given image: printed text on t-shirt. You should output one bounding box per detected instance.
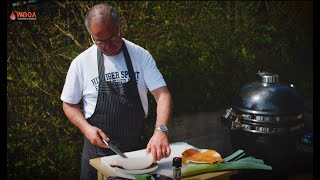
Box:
[90,71,140,90]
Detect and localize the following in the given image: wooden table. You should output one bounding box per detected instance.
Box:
[90,142,237,180]
[90,157,237,180]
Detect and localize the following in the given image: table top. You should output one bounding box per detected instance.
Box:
[90,142,237,179]
[90,157,237,179]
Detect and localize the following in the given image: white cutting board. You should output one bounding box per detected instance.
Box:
[101,142,197,179]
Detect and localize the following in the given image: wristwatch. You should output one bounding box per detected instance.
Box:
[155,124,168,133]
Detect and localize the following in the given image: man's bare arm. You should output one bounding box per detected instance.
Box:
[62,102,108,148]
[146,86,172,160]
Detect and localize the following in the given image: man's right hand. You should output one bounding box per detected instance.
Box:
[83,125,109,148]
[62,102,110,149]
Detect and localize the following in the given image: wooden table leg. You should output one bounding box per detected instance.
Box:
[97,170,105,180]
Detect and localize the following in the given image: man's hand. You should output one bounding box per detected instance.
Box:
[62,102,109,149]
[83,125,109,148]
[146,131,171,161]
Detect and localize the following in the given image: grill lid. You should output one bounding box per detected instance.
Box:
[232,71,304,116]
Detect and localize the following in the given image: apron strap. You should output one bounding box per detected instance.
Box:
[97,48,105,82]
[121,41,145,113]
[122,41,137,82]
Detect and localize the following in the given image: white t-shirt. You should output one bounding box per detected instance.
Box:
[60,39,166,119]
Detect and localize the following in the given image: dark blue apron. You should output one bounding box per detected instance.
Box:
[80,41,148,180]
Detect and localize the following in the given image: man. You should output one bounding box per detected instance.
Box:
[60,3,172,180]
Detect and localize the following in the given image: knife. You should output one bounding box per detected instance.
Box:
[102,139,128,158]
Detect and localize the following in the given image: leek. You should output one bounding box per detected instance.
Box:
[223,150,244,162]
[135,174,151,180]
[182,161,272,177]
[182,150,272,178]
[236,156,265,164]
[229,152,246,162]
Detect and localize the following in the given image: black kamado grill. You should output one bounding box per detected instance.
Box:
[222,71,312,177]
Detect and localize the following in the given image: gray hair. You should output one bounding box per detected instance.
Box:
[84,3,120,34]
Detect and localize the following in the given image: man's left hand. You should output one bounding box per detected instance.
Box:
[146,131,171,161]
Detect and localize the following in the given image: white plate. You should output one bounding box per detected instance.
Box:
[113,163,158,175]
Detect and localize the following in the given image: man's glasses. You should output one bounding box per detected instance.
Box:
[90,32,121,48]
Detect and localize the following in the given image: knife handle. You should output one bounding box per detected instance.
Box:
[102,139,109,146]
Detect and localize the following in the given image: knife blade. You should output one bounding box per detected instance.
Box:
[102,139,128,158]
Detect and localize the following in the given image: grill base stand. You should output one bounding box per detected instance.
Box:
[229,130,313,178]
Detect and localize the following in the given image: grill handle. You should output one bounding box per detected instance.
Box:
[222,108,243,130]
[257,71,279,83]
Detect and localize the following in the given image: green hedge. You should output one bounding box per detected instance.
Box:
[7,1,313,179]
